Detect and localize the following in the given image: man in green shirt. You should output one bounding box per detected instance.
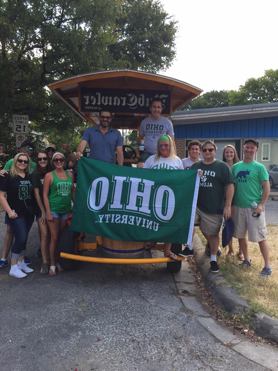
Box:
[232,139,272,278]
[180,140,234,274]
[4,139,36,172]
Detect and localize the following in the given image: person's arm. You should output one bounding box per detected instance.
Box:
[223,183,234,220]
[34,188,46,224]
[43,173,54,222]
[138,134,145,146]
[256,180,270,214]
[0,190,18,219]
[116,146,124,166]
[61,143,77,168]
[76,140,88,160]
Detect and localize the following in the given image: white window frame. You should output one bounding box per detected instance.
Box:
[261,143,270,162]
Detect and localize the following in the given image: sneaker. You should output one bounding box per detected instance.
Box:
[205,243,221,257]
[18,261,34,274]
[9,264,27,279]
[0,259,8,270]
[24,256,32,265]
[36,248,42,258]
[238,259,252,269]
[210,261,219,273]
[179,246,193,257]
[259,267,272,278]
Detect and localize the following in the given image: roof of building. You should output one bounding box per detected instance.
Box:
[172,102,278,125]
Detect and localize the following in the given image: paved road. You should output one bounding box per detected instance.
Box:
[1,211,274,371]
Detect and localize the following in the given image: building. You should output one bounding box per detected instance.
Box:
[172,102,278,170]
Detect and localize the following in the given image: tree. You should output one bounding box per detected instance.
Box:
[229,69,278,106]
[0,0,177,153]
[180,90,230,110]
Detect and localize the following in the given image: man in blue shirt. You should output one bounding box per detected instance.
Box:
[76,111,123,165]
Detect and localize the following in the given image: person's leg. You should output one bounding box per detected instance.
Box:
[37,219,49,265]
[259,239,270,267]
[227,238,234,256]
[164,243,177,260]
[238,238,248,259]
[9,217,33,277]
[47,217,61,274]
[208,234,219,256]
[1,225,13,260]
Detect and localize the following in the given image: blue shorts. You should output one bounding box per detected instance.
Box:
[51,210,71,220]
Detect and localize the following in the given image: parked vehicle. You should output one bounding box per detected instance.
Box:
[268,165,278,188]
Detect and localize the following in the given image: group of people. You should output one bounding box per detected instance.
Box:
[0,97,272,279]
[0,140,76,278]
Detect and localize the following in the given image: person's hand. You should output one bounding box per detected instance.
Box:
[60,143,71,153]
[8,210,18,219]
[223,205,231,221]
[76,151,82,160]
[40,211,46,224]
[198,170,203,178]
[255,203,264,215]
[0,170,8,177]
[46,212,54,222]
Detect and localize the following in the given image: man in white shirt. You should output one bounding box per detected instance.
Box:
[182,140,201,169]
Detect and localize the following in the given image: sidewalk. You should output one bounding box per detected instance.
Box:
[170,238,278,371]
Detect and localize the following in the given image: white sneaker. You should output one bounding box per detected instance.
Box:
[9,264,27,278]
[18,261,34,274]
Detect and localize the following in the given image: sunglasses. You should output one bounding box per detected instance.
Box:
[38,157,48,162]
[158,143,170,148]
[46,148,55,152]
[100,116,112,120]
[202,148,214,152]
[53,158,64,163]
[22,146,33,151]
[17,159,29,164]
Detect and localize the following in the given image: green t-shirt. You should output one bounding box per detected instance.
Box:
[191,160,235,215]
[4,158,36,173]
[231,161,269,208]
[49,171,72,213]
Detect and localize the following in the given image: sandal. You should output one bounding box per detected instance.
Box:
[49,266,56,276]
[56,263,63,272]
[40,263,49,275]
[227,251,234,258]
[165,252,178,261]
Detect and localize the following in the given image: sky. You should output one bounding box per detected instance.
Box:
[159,0,278,93]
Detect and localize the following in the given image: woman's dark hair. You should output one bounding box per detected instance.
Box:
[35,149,52,174]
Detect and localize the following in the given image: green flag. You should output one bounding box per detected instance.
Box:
[71,157,199,244]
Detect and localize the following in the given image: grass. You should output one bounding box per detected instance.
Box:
[197,226,278,319]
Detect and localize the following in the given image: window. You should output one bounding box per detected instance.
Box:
[261,143,270,161]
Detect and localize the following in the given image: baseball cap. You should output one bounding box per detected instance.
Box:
[46,143,57,151]
[20,139,35,149]
[244,138,259,147]
[222,217,235,248]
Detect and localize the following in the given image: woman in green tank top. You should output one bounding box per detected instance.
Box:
[43,152,75,276]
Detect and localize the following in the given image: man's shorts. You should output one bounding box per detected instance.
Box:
[233,206,267,242]
[194,207,223,236]
[138,152,153,163]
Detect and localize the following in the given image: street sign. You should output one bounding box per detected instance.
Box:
[13,115,29,134]
[16,134,26,148]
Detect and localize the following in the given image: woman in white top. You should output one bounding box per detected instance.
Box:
[143,135,183,260]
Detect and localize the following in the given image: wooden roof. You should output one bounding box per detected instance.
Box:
[48,70,202,129]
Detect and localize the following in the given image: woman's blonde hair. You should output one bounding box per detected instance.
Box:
[154,135,176,162]
[10,153,31,177]
[222,145,240,164]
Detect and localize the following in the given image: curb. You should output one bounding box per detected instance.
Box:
[193,234,278,344]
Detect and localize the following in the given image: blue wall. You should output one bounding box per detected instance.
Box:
[174,116,278,139]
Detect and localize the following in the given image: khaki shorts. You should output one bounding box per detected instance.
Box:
[194,207,223,236]
[233,206,267,242]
